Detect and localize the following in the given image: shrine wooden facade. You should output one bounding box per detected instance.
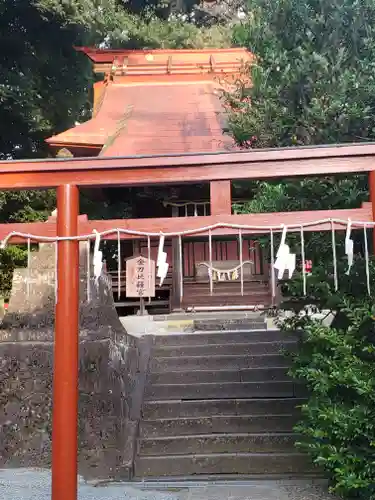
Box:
[112,234,268,312]
[52,47,267,312]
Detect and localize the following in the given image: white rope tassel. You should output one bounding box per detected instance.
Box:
[54,241,58,304]
[27,238,31,299]
[117,230,121,301]
[364,224,371,296]
[270,229,276,302]
[86,239,91,302]
[239,229,244,296]
[274,225,296,279]
[331,220,338,292]
[93,230,103,284]
[300,226,307,296]
[147,236,151,303]
[345,219,354,275]
[179,235,183,299]
[209,229,213,296]
[157,234,168,286]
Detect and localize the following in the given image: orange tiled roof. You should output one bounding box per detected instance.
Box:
[46,48,252,156]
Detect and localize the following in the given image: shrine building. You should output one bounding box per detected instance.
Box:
[1,48,373,315]
[47,47,269,313]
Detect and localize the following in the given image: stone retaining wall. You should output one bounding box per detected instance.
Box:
[0,243,151,480]
[0,333,151,480]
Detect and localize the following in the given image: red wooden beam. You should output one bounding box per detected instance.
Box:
[0,144,375,189]
[52,185,79,500]
[210,180,232,216]
[0,205,371,243]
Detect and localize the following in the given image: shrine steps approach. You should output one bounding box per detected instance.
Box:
[134,327,315,479]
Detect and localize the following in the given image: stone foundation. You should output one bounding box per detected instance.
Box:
[0,243,151,479]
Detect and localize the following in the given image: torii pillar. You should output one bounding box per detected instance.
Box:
[51,185,80,500]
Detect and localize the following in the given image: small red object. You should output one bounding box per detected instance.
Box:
[304,260,312,274]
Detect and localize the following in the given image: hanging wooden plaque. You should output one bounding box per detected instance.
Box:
[126,255,155,298]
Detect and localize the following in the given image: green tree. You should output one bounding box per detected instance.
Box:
[0,0,94,293]
[282,261,375,499]
[225,2,375,493]
[0,0,93,160]
[227,0,375,147]
[226,0,375,270]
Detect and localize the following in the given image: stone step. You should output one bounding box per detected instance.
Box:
[150,367,291,384]
[184,282,269,289]
[193,321,267,331]
[145,381,299,401]
[152,330,290,346]
[183,289,270,297]
[152,340,297,358]
[182,288,269,297]
[139,432,298,456]
[139,414,299,438]
[134,452,314,477]
[142,398,306,420]
[181,295,271,307]
[151,353,290,371]
[154,312,266,321]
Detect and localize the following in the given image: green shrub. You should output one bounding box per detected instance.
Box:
[0,246,27,301]
[283,268,375,498]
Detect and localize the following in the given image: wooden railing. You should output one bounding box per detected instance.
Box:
[108,270,172,292]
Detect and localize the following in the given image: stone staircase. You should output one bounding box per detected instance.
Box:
[134,325,314,479]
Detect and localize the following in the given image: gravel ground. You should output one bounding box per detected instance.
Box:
[0,469,340,500]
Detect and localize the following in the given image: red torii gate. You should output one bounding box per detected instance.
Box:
[1,143,375,500]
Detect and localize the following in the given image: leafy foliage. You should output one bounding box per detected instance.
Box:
[0,246,30,301]
[285,297,375,497]
[227,0,375,147]
[227,0,372,263]
[234,176,368,214]
[226,0,374,303]
[0,0,93,160]
[225,3,375,494]
[36,0,233,48]
[279,256,375,498]
[0,190,57,299]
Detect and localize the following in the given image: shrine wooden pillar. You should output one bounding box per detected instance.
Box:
[171,205,182,310]
[210,180,232,216]
[369,171,375,251]
[52,184,80,500]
